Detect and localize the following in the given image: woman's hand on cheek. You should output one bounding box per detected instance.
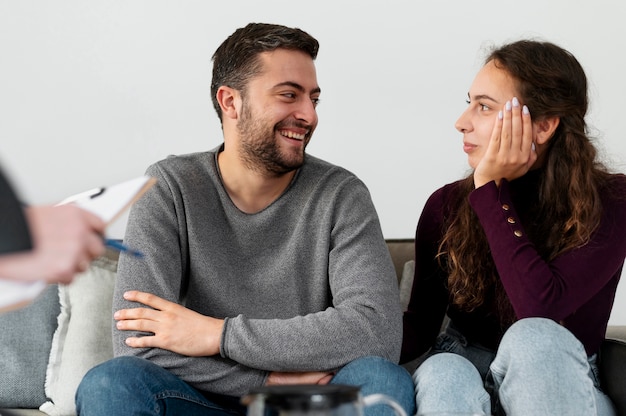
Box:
[474,97,536,188]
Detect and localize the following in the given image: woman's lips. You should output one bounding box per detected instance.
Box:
[463,142,477,153]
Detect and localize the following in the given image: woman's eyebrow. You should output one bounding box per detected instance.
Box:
[469,93,499,103]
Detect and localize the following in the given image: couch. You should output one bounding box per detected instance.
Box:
[1,239,624,415]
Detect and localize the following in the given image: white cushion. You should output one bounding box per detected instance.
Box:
[40,257,117,416]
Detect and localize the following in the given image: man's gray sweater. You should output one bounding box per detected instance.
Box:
[113,146,401,396]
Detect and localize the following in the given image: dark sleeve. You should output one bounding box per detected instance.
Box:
[468,178,626,320]
[0,167,32,255]
[401,185,451,363]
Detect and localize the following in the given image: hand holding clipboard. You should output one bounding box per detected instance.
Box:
[58,175,157,257]
[0,176,156,311]
[58,176,156,224]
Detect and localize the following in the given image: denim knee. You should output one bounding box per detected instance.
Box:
[76,356,149,404]
[414,353,490,415]
[415,352,481,383]
[333,356,416,416]
[498,317,583,359]
[491,319,604,415]
[414,352,485,394]
[338,356,409,382]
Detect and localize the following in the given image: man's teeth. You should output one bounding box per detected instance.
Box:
[280,130,306,140]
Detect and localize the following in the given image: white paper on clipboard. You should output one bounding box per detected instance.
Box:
[58,175,156,224]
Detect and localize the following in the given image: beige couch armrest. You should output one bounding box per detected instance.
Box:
[385,239,415,283]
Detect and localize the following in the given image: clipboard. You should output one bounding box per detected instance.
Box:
[57,175,157,224]
[0,176,157,311]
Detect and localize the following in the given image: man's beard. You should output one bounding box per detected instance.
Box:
[237,102,309,177]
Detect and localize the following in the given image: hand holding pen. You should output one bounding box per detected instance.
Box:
[104,239,144,258]
[58,184,147,259]
[0,204,107,285]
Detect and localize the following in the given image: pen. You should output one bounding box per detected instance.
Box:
[104,239,144,258]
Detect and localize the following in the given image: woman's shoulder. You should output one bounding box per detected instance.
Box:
[421,179,467,217]
[601,172,626,200]
[428,179,466,203]
[607,172,626,187]
[598,173,626,226]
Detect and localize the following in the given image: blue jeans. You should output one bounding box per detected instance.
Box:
[76,355,415,416]
[412,318,615,415]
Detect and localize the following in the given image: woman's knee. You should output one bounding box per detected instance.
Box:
[491,317,588,386]
[414,353,490,414]
[415,353,481,385]
[499,317,583,357]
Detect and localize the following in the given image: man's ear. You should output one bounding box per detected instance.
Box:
[216,86,240,120]
[535,116,560,145]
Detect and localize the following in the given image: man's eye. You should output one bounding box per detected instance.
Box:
[282,93,296,99]
[311,98,320,107]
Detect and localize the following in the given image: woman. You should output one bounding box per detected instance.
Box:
[401,40,626,415]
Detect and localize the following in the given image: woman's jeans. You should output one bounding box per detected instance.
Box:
[75,355,416,416]
[412,317,615,415]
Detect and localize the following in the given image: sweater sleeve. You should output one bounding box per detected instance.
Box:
[468,178,626,321]
[0,168,31,255]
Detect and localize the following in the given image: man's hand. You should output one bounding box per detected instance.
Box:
[115,290,224,357]
[266,371,334,386]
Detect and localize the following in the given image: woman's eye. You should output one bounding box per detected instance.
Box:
[480,104,490,111]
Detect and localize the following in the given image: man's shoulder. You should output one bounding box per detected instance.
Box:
[303,154,358,180]
[148,150,215,176]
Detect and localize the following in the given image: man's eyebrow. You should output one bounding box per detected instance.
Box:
[274,81,321,95]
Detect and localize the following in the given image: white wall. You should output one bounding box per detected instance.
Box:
[1,1,625,323]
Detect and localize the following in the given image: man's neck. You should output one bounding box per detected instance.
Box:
[217,150,297,214]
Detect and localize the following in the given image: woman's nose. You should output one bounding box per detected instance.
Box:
[455,108,472,133]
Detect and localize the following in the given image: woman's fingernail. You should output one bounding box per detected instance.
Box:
[505,101,512,111]
[512,97,520,107]
[523,105,530,115]
[532,142,536,152]
[498,110,503,120]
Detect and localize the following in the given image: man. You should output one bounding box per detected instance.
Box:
[0,166,105,285]
[76,23,414,416]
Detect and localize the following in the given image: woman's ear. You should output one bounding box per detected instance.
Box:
[216,86,240,120]
[535,116,560,145]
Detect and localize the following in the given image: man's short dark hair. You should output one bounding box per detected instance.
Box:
[210,23,319,123]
